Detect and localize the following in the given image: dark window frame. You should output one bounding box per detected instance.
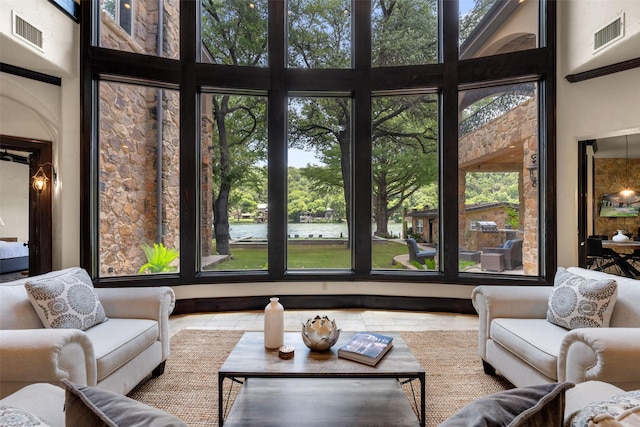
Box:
[80,0,556,288]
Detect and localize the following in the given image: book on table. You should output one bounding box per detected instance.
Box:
[337,332,394,366]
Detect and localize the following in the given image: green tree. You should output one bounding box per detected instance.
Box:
[201,0,268,255]
[289,0,439,239]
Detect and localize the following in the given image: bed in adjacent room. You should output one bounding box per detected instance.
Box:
[0,238,29,274]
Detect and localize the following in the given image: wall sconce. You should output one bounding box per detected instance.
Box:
[526,153,538,187]
[32,162,56,193]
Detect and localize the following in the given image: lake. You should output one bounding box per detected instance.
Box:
[228,222,403,240]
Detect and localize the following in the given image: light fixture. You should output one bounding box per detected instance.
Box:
[526,152,537,187]
[31,162,56,193]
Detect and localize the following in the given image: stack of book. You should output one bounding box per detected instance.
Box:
[337,332,393,366]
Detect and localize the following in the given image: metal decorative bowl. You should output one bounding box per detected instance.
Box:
[301,315,340,351]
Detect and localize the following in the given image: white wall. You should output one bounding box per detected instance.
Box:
[0,0,80,270]
[0,161,29,241]
[562,0,640,75]
[556,1,640,269]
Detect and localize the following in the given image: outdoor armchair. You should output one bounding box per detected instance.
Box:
[405,238,436,265]
[482,239,523,270]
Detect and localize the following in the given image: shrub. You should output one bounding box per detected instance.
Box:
[139,243,180,274]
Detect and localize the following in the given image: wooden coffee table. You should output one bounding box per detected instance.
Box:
[218,331,425,426]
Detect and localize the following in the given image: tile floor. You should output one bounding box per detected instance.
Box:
[169,309,479,337]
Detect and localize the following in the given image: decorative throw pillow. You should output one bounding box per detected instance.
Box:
[61,379,187,427]
[24,268,108,330]
[546,267,617,329]
[439,382,574,427]
[0,406,51,427]
[567,390,640,426]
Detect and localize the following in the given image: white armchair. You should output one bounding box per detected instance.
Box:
[472,267,640,391]
[0,268,175,398]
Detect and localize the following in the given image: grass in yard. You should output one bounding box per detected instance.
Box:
[210,240,408,270]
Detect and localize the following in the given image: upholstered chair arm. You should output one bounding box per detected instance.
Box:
[0,329,96,398]
[471,285,552,360]
[559,328,640,391]
[95,286,175,360]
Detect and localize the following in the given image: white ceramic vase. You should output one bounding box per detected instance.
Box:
[264,297,284,349]
[612,230,630,242]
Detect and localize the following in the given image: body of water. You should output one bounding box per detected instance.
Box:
[228,222,403,240]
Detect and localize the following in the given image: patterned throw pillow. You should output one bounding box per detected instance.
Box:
[568,390,640,426]
[546,267,617,329]
[24,268,108,330]
[0,406,51,427]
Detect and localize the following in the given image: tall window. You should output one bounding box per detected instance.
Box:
[84,0,554,286]
[287,96,352,269]
[98,82,180,277]
[200,92,268,271]
[371,93,439,271]
[458,82,539,275]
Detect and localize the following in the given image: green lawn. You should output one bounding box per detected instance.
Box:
[210,240,408,270]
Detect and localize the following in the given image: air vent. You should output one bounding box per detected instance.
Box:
[12,12,43,51]
[594,15,624,52]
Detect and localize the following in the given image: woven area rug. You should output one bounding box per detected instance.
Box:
[128,329,512,426]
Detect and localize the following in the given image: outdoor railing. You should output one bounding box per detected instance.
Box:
[459,83,535,136]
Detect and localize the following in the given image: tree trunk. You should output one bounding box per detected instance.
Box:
[213,96,232,255]
[214,186,231,255]
[339,128,351,249]
[374,178,389,236]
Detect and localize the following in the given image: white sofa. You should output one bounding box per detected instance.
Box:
[0,267,175,398]
[472,267,640,391]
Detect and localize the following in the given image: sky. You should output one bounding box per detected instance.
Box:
[460,0,475,16]
[289,148,320,168]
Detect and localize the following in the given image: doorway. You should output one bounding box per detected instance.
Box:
[0,134,52,276]
[578,133,640,268]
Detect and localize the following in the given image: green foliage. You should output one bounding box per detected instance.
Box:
[209,241,408,270]
[138,243,179,274]
[201,0,268,66]
[372,0,438,67]
[464,172,519,204]
[424,258,436,270]
[505,206,520,229]
[287,0,352,68]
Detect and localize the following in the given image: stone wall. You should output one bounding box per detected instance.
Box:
[594,158,640,239]
[98,0,181,276]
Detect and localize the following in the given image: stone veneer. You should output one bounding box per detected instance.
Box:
[594,158,640,240]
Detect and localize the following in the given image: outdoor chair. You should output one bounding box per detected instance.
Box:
[405,238,436,265]
[481,239,523,270]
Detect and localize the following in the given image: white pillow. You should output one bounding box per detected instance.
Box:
[568,390,640,427]
[25,268,108,330]
[546,267,617,329]
[0,406,51,427]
